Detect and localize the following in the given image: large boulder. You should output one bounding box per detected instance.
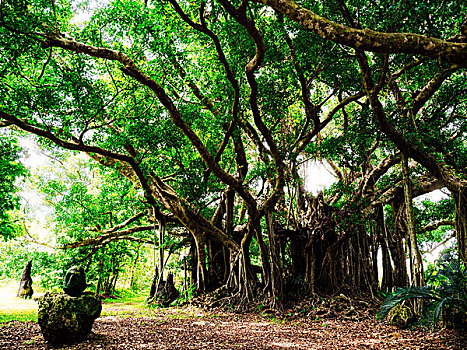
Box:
[36,292,102,345]
[17,260,33,299]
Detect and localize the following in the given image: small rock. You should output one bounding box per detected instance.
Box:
[386,304,414,328]
[63,265,87,297]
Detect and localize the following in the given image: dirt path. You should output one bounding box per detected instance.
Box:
[1,305,465,350]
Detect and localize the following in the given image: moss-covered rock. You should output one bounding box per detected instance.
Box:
[386,303,414,328]
[36,291,101,345]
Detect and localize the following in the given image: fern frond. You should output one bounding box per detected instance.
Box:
[377,287,435,320]
[433,298,448,325]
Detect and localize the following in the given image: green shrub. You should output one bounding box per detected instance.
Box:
[377,259,466,329]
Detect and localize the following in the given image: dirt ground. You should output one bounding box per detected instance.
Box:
[1,307,465,350]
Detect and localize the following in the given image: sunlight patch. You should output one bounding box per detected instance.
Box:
[272,341,304,348]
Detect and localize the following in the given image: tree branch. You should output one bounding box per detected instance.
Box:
[420,220,455,234]
[219,0,285,213]
[355,51,467,191]
[63,225,154,249]
[295,90,365,153]
[88,212,146,234]
[255,0,467,67]
[39,32,257,208]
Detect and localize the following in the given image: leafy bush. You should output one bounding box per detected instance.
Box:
[0,240,71,290]
[377,259,467,329]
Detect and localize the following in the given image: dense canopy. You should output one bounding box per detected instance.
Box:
[1,0,466,308]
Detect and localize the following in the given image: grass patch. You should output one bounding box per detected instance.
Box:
[0,283,203,323]
[101,301,160,318]
[0,284,38,323]
[100,288,154,317]
[102,288,146,304]
[0,310,37,323]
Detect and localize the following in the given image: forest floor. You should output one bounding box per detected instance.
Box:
[0,285,466,350]
[1,300,466,349]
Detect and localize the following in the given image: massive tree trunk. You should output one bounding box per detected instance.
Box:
[284,193,377,297]
[206,239,227,291]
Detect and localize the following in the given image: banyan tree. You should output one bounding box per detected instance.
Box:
[1,0,466,307]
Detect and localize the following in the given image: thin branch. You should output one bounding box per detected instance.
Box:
[63,225,154,249]
[88,212,146,234]
[412,65,458,115]
[168,0,241,167]
[355,50,467,191]
[295,90,365,153]
[419,220,455,234]
[422,234,456,254]
[37,47,53,82]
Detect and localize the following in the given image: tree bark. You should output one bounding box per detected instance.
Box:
[266,211,284,309]
[401,154,425,288]
[389,200,410,288]
[453,189,467,267]
[376,205,393,293]
[158,220,165,283]
[193,233,208,293]
[255,0,467,67]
